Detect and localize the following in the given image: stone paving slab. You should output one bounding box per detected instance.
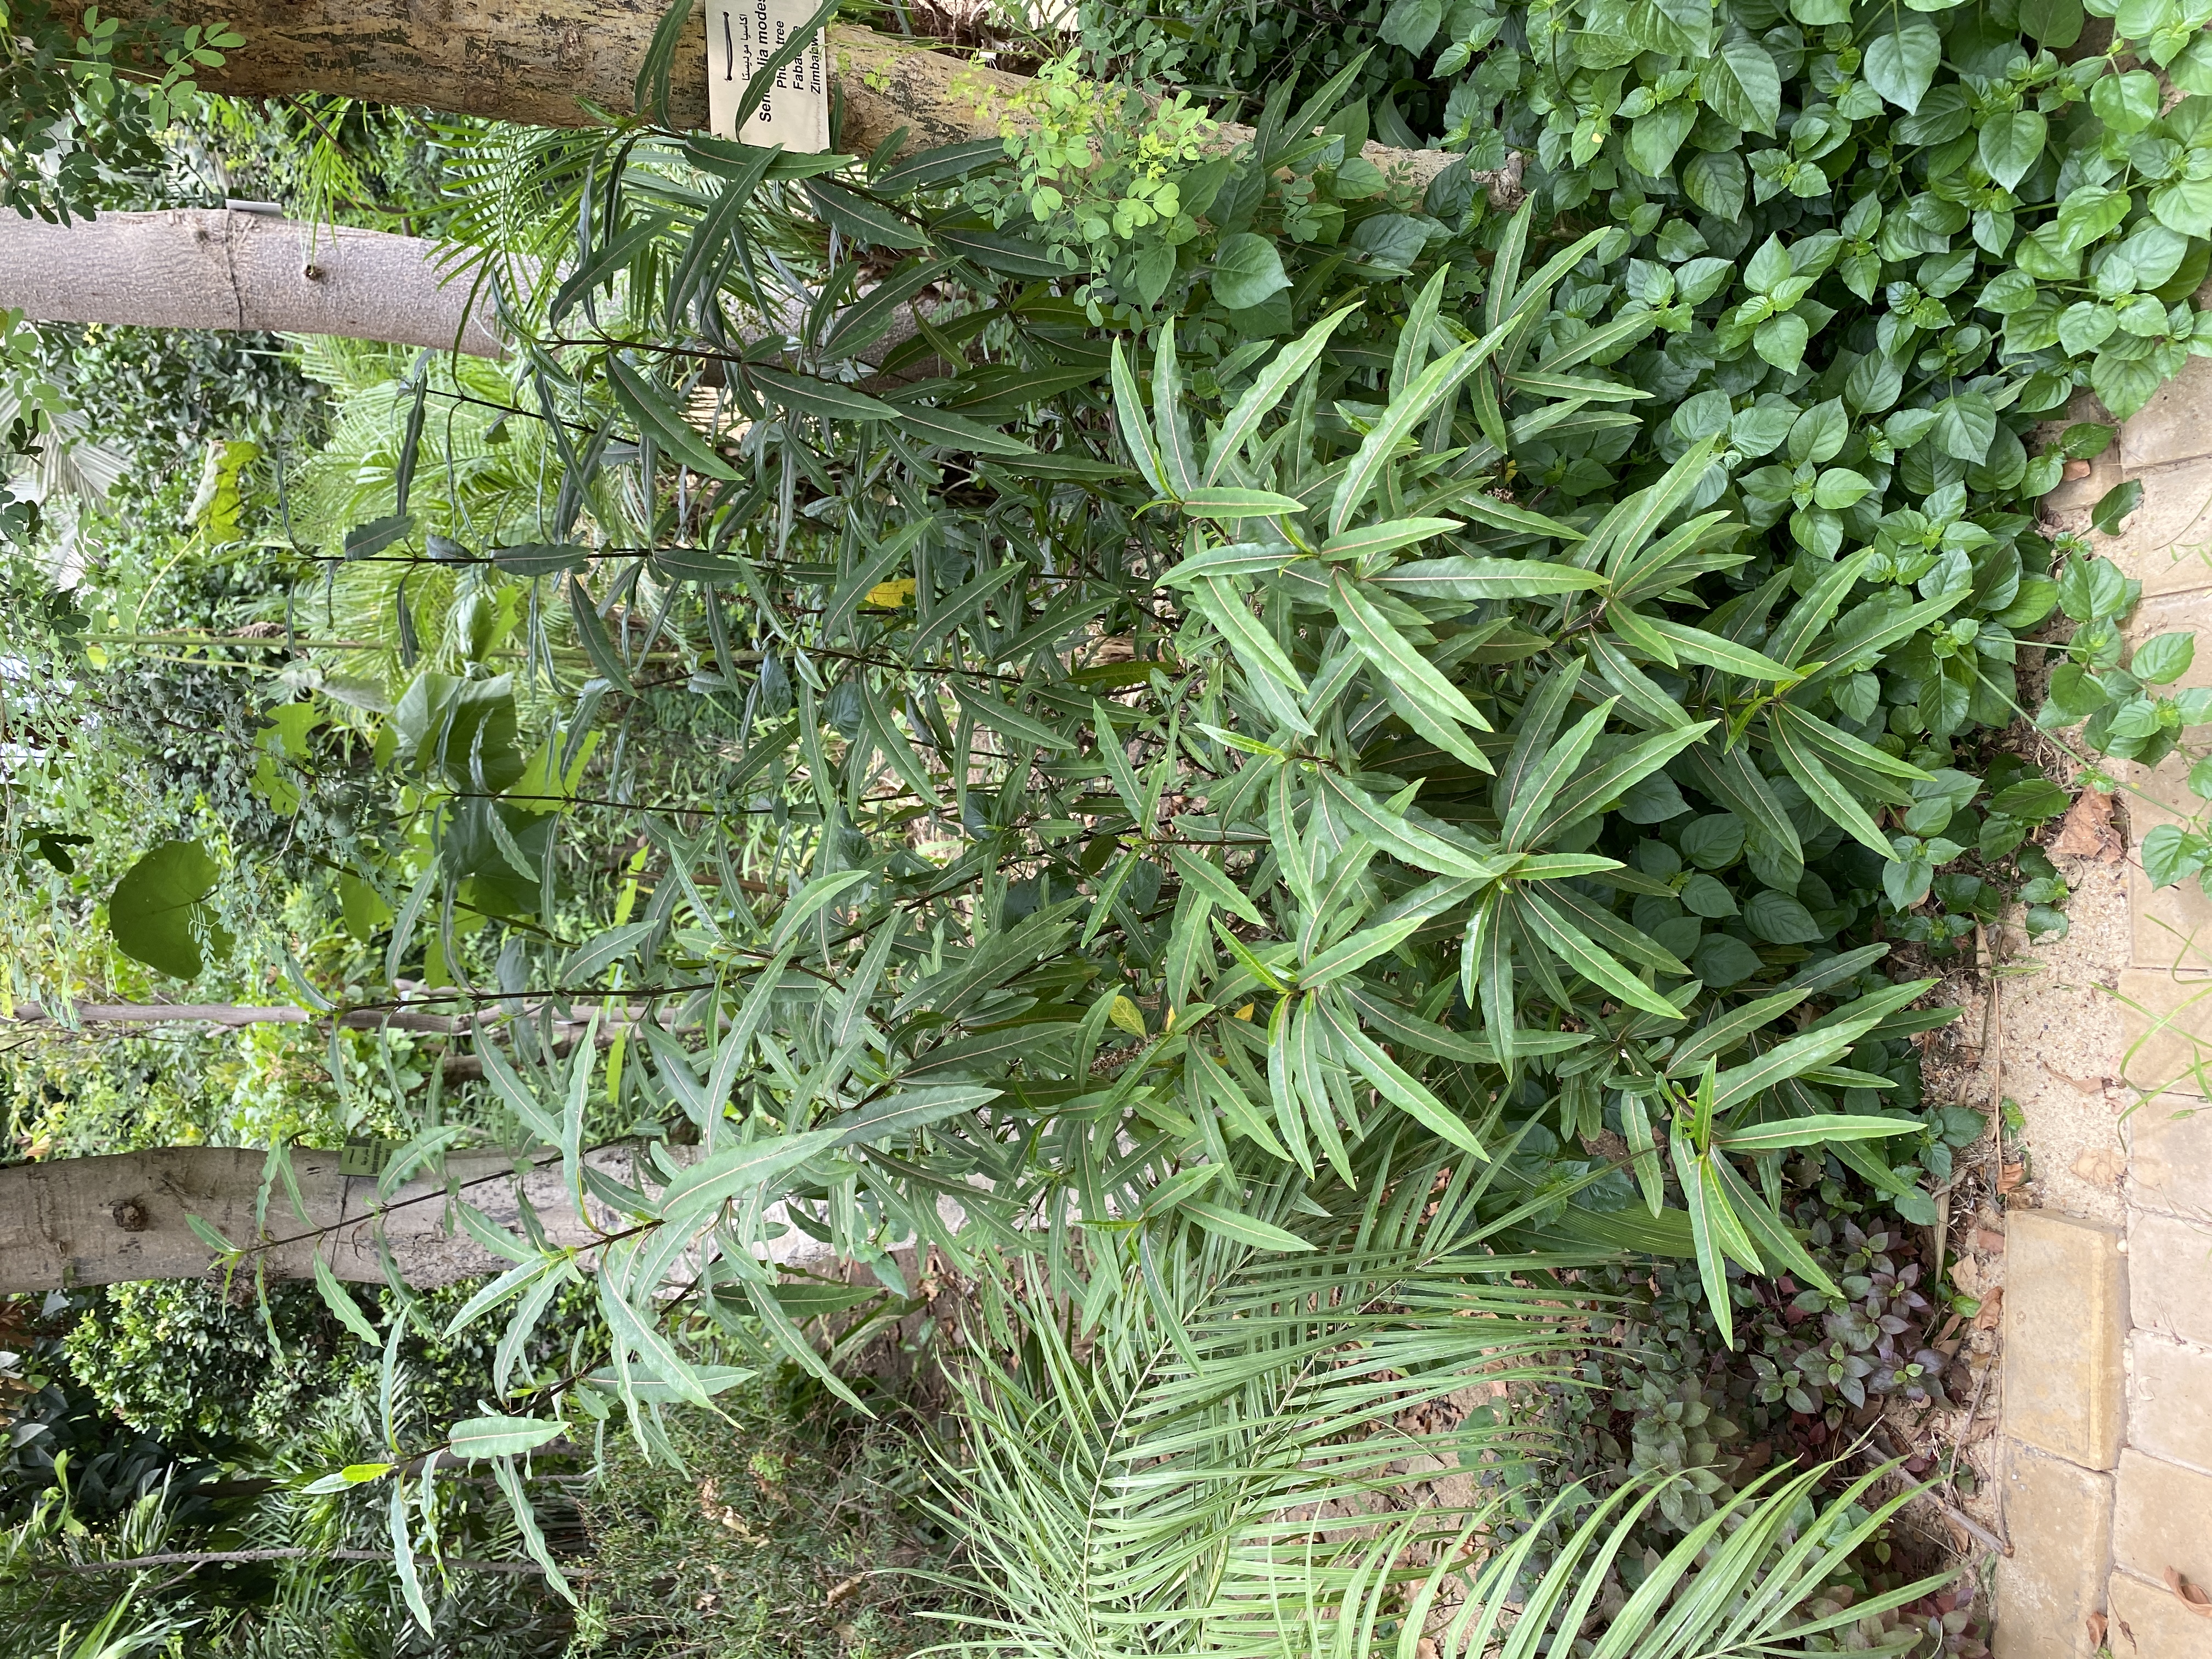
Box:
[2105,1570,2212,1656]
[2126,1332,2212,1477]
[2114,968,2212,1097]
[2113,1447,2212,1589]
[2087,461,2212,597]
[2127,1211,2212,1348]
[1995,1446,2117,1659]
[2128,1098,2212,1220]
[2003,1212,2130,1469]
[2120,357,2212,473]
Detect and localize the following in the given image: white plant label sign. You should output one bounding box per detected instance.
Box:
[705,0,830,153]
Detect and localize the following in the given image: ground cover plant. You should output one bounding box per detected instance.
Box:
[7,0,2212,1647]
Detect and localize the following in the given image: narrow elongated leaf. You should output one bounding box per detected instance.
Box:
[1180,1199,1316,1251]
[1331,568,1492,734]
[834,1084,1001,1146]
[312,1253,381,1345]
[1515,891,1683,1018]
[1171,845,1266,924]
[1371,556,1606,600]
[1317,995,1487,1155]
[1644,616,1797,680]
[1718,1114,1922,1152]
[449,1414,567,1460]
[1205,304,1358,483]
[654,1127,845,1221]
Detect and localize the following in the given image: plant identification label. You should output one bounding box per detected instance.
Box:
[705,0,830,153]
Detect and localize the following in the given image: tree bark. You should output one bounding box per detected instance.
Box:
[98,3,1493,195]
[0,1146,628,1291]
[0,208,502,356]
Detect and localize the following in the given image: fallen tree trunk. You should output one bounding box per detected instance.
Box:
[98,5,1495,195]
[0,208,503,355]
[0,1141,858,1291]
[0,1145,620,1290]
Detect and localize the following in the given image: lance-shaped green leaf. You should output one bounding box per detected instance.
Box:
[1331,567,1493,734]
[1330,338,1490,534]
[1706,1154,1841,1297]
[1672,1138,1740,1349]
[1321,517,1463,560]
[1643,616,1797,680]
[1180,1199,1316,1252]
[1370,555,1607,601]
[597,1277,712,1408]
[1446,492,1589,542]
[312,1253,382,1345]
[1534,882,1690,976]
[1212,916,1292,993]
[449,1414,567,1460]
[1317,994,1487,1155]
[1316,771,1511,881]
[1500,698,1616,850]
[1516,890,1683,1018]
[1299,911,1427,987]
[391,1477,435,1632]
[1586,633,1695,730]
[835,1084,1001,1147]
[1109,338,1164,493]
[1206,304,1359,484]
[1668,986,1813,1074]
[1796,588,1969,691]
[1179,487,1308,520]
[1707,984,1927,1113]
[890,403,1039,456]
[947,680,1076,750]
[1621,1095,1664,1217]
[1716,1113,1922,1153]
[653,1127,845,1223]
[1171,845,1266,925]
[1769,698,1930,782]
[1529,719,1716,844]
[1187,575,1314,715]
[605,354,738,481]
[1581,436,1724,575]
[1765,708,1894,857]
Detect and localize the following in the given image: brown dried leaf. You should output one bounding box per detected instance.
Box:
[2051,787,2124,862]
[2086,1611,2108,1649]
[1973,1285,2005,1331]
[2168,1567,2212,1617]
[1998,1162,2027,1194]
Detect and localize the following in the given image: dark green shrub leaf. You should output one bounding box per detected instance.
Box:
[1691,934,1764,987]
[1745,890,1822,943]
[1681,814,1746,870]
[1212,232,1291,309]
